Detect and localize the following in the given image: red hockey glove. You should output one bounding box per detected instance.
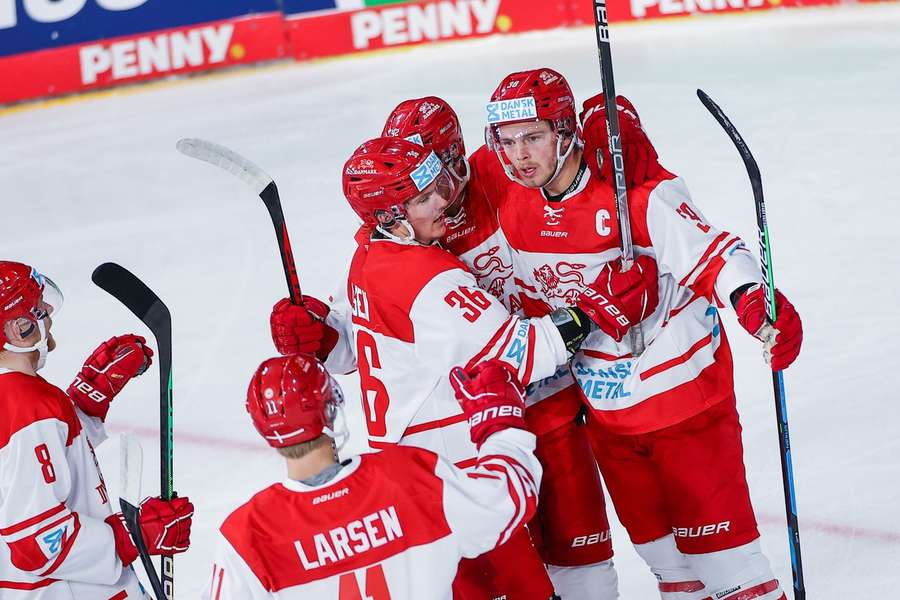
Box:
[735,285,802,371]
[270,296,339,359]
[106,496,194,565]
[67,334,153,421]
[580,93,663,187]
[450,360,527,449]
[576,255,660,343]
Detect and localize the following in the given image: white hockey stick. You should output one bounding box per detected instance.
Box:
[175,138,272,196]
[119,433,143,506]
[176,137,304,304]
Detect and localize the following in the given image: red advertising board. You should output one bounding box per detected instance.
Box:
[287,0,899,63]
[0,13,286,105]
[576,0,844,24]
[285,0,575,61]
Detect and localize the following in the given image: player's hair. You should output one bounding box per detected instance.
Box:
[275,432,332,460]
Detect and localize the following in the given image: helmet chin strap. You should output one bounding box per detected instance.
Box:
[543,133,579,191]
[376,219,426,246]
[323,404,350,455]
[3,319,49,371]
[495,131,579,189]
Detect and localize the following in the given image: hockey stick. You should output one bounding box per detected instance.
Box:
[121,499,165,600]
[92,263,176,600]
[697,89,806,600]
[590,0,645,355]
[175,138,303,304]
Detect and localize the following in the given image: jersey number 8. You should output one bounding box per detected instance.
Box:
[34,443,56,484]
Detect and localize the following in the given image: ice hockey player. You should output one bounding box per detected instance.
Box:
[205,354,544,599]
[379,96,633,599]
[481,68,804,600]
[0,261,194,597]
[269,135,614,599]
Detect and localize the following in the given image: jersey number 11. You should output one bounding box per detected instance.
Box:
[339,563,391,599]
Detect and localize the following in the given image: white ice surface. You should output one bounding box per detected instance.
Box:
[2,4,899,597]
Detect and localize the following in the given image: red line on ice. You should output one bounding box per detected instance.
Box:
[757,512,900,545]
[109,424,900,546]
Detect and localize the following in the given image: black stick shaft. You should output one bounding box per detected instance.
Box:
[697,89,805,599]
[591,0,644,355]
[92,263,175,598]
[260,181,303,305]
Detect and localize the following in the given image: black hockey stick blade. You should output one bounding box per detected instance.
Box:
[696,89,764,204]
[121,499,165,600]
[175,137,303,304]
[91,263,172,339]
[93,262,176,598]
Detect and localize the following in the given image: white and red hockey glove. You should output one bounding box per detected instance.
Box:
[450,361,528,449]
[67,334,153,421]
[735,285,802,371]
[576,254,660,343]
[270,296,339,359]
[106,496,194,566]
[580,93,663,188]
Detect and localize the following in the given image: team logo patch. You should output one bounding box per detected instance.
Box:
[38,525,68,558]
[404,133,424,146]
[485,97,538,124]
[544,205,564,226]
[410,151,443,191]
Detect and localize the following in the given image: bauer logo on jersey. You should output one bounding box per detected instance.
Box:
[485,97,538,124]
[410,151,443,191]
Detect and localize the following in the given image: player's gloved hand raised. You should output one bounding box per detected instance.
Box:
[450,360,527,449]
[67,334,153,421]
[734,285,802,371]
[576,254,660,343]
[270,296,339,359]
[580,93,662,187]
[106,496,194,566]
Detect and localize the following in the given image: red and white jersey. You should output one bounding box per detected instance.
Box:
[346,236,568,466]
[441,146,519,307]
[442,147,577,409]
[489,160,762,435]
[0,370,145,599]
[204,429,541,599]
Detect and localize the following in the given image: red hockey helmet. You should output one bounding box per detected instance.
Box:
[382,97,469,184]
[0,261,63,347]
[486,68,577,140]
[246,354,345,448]
[485,68,579,186]
[342,136,455,233]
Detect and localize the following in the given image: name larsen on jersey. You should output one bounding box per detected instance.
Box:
[294,506,404,569]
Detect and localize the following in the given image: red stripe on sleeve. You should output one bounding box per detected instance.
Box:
[403,413,468,436]
[0,503,67,536]
[214,565,225,600]
[466,317,515,370]
[0,578,55,590]
[481,461,525,545]
[679,232,729,287]
[520,325,536,385]
[39,513,81,576]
